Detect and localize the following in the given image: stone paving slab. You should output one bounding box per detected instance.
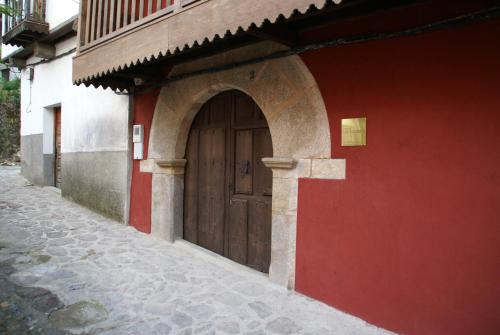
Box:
[0,167,394,335]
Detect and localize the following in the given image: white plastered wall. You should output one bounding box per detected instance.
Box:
[45,0,79,28]
[20,36,129,155]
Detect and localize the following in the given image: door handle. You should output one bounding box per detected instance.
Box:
[238,160,251,175]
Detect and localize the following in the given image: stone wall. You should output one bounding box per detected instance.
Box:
[20,134,46,186]
[61,151,129,222]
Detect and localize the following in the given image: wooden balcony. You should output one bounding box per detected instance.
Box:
[2,0,49,47]
[78,0,200,50]
[73,0,349,89]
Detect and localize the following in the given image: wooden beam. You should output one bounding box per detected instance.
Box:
[112,63,166,81]
[92,76,133,91]
[9,57,27,69]
[247,25,298,47]
[33,41,56,59]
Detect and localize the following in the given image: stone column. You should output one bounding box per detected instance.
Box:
[143,159,186,243]
[262,158,301,288]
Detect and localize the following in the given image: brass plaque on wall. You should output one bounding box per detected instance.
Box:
[341,117,366,146]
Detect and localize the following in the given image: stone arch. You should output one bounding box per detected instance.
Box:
[148,43,330,161]
[143,42,345,288]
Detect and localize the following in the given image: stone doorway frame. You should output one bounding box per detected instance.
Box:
[140,42,346,288]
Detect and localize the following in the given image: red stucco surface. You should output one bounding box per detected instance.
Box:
[296,20,500,335]
[129,90,159,234]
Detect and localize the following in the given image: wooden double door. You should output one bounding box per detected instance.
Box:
[184,91,273,273]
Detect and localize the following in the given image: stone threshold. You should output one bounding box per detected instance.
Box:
[172,239,280,286]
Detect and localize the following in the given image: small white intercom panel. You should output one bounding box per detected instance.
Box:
[133,125,144,160]
[133,124,144,143]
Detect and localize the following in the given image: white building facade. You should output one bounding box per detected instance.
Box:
[1,0,131,221]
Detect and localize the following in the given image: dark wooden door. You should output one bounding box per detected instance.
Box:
[54,107,62,188]
[184,91,273,273]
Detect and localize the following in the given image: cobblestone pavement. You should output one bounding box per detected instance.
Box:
[0,167,393,335]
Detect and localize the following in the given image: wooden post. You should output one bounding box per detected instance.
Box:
[19,0,23,21]
[174,0,181,13]
[116,0,122,30]
[131,0,136,23]
[24,0,29,16]
[96,0,103,39]
[90,0,97,41]
[123,0,129,26]
[15,0,20,24]
[139,0,144,19]
[3,0,9,33]
[85,0,92,44]
[42,0,46,21]
[77,0,88,50]
[147,0,152,16]
[103,0,109,35]
[109,0,115,32]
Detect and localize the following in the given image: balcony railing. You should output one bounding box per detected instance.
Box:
[2,0,48,47]
[79,0,199,49]
[3,0,45,33]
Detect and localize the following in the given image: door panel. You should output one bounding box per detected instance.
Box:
[247,200,272,272]
[234,129,253,195]
[184,129,199,244]
[234,93,255,126]
[253,128,273,196]
[184,90,273,273]
[228,198,248,264]
[197,128,226,255]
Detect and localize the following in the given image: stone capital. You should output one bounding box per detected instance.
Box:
[262,157,297,170]
[140,159,187,175]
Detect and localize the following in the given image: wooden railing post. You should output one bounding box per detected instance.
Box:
[131,0,136,23]
[103,0,109,35]
[123,0,129,27]
[174,0,181,13]
[96,0,103,39]
[18,0,23,22]
[23,0,29,16]
[116,0,122,30]
[139,0,144,19]
[73,0,200,50]
[77,0,88,49]
[3,1,8,34]
[109,0,115,32]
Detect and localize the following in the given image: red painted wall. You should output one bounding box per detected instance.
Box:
[129,90,159,233]
[296,20,500,335]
